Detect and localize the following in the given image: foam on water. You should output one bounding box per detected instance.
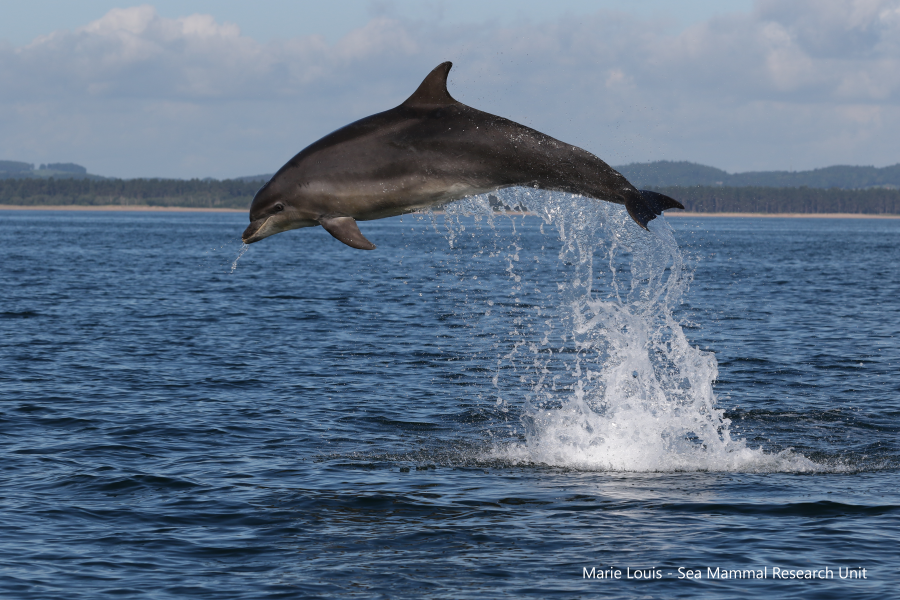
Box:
[437,189,823,473]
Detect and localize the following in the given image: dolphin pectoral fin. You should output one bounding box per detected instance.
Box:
[625,190,685,230]
[319,216,377,250]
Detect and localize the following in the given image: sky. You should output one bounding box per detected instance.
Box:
[1,0,898,179]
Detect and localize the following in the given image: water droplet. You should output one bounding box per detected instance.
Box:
[229,243,249,273]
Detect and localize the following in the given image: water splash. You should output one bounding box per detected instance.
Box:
[230,243,249,273]
[437,189,820,473]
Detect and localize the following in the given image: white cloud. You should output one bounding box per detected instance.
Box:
[1,1,899,178]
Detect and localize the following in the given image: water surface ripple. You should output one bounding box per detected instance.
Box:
[1,207,898,599]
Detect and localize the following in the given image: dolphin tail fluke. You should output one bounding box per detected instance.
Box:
[319,216,377,250]
[625,190,685,230]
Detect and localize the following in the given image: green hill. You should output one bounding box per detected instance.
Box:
[0,161,106,181]
[2,177,898,214]
[651,186,900,214]
[0,161,35,176]
[3,159,900,214]
[615,161,900,189]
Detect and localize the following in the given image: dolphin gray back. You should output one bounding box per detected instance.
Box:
[244,62,683,248]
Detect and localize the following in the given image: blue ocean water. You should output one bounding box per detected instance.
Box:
[1,196,898,599]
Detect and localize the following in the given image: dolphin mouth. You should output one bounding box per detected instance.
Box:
[242,217,274,244]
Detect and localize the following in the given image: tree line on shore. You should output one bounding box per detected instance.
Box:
[1,177,900,214]
[0,178,258,209]
[651,186,900,214]
[7,158,900,189]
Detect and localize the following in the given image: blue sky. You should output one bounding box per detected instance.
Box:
[1,0,898,179]
[1,1,754,45]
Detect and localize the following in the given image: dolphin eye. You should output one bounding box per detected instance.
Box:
[273,204,284,213]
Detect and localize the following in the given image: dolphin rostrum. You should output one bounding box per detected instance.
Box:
[242,62,683,250]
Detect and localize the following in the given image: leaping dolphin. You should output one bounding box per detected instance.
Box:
[242,62,683,250]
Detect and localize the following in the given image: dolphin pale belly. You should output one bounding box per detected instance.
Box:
[243,62,683,249]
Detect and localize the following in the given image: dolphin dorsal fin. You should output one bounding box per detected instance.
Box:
[402,62,458,108]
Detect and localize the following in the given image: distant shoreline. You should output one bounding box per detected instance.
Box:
[665,211,900,219]
[1,204,899,219]
[0,204,245,212]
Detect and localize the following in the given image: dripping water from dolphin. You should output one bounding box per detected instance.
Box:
[230,243,249,273]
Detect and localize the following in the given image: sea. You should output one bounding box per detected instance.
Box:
[1,191,898,599]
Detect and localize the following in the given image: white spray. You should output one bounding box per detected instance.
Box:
[438,188,819,472]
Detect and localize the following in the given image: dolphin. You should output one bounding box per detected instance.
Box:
[242,62,682,250]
